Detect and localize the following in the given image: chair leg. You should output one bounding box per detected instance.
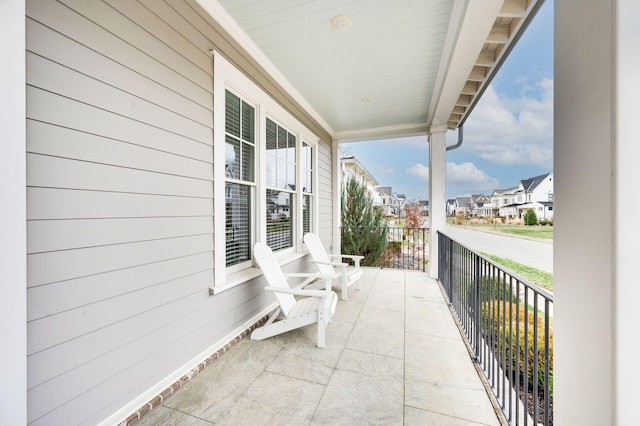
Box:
[317,298,326,347]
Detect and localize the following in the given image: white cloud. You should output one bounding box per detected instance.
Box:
[446,162,499,195]
[405,161,499,196]
[406,163,428,181]
[455,78,553,168]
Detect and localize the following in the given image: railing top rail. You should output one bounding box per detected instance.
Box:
[437,230,554,302]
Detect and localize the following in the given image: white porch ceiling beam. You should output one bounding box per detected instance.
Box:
[428,0,505,128]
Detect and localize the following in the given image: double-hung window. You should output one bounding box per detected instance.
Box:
[224,90,255,268]
[265,119,296,251]
[213,52,318,292]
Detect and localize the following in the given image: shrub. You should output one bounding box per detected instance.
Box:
[524,209,538,226]
[341,177,388,265]
[454,212,466,225]
[482,301,553,396]
[464,274,519,308]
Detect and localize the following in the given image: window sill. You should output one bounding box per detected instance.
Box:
[209,251,308,295]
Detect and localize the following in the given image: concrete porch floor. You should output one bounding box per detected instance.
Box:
[134,268,503,425]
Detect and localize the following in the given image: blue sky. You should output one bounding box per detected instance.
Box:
[341,0,554,201]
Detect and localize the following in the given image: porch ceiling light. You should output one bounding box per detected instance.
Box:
[331,15,352,32]
[361,97,375,104]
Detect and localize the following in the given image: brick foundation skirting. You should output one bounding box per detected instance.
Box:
[119,315,269,426]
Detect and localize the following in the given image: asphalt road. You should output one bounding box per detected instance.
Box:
[442,225,553,273]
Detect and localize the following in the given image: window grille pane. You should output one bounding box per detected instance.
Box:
[225,135,240,179]
[266,120,277,150]
[277,126,287,151]
[301,142,312,193]
[241,142,254,182]
[303,194,311,235]
[287,162,296,188]
[287,133,296,162]
[302,170,312,193]
[266,189,293,251]
[277,158,286,188]
[266,153,277,187]
[241,101,254,143]
[225,91,240,137]
[226,183,251,266]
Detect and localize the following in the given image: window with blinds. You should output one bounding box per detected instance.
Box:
[301,141,313,235]
[265,118,295,251]
[225,90,255,267]
[214,53,321,291]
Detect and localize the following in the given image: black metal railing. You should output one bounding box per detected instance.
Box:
[339,226,428,271]
[438,231,553,426]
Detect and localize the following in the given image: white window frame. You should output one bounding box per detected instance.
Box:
[212,52,318,293]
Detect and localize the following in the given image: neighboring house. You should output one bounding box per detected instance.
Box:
[515,172,553,202]
[377,186,395,216]
[471,194,491,217]
[517,201,554,221]
[446,199,457,217]
[454,196,472,217]
[484,173,554,220]
[341,156,379,203]
[396,193,407,218]
[418,200,429,216]
[491,187,518,218]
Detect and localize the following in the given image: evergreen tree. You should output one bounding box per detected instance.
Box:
[524,208,538,226]
[341,177,388,265]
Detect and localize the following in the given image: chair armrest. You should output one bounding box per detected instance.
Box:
[311,259,349,268]
[264,286,331,298]
[329,254,365,261]
[285,272,340,280]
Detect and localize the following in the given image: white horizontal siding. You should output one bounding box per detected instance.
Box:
[317,140,334,246]
[27,187,213,220]
[28,87,213,160]
[27,53,211,143]
[24,0,334,424]
[27,120,212,181]
[26,18,213,127]
[26,0,212,108]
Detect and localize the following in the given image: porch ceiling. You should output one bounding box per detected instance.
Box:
[210,0,543,141]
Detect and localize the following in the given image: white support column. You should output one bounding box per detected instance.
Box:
[555,1,640,424]
[332,139,341,253]
[428,125,447,278]
[615,2,640,422]
[0,0,27,423]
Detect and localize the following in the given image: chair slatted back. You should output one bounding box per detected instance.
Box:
[253,242,296,316]
[303,233,335,276]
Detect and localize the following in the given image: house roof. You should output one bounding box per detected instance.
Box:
[341,156,379,185]
[492,187,518,196]
[456,196,471,205]
[209,0,544,141]
[520,172,552,192]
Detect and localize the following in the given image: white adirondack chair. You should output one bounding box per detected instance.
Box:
[303,232,364,301]
[251,242,338,347]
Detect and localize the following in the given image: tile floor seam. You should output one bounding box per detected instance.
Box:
[309,267,379,424]
[152,405,215,425]
[404,403,495,426]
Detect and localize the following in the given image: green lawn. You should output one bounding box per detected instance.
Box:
[447,218,554,240]
[482,253,554,292]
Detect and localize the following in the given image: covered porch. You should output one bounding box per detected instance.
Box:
[2,0,640,425]
[131,268,501,425]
